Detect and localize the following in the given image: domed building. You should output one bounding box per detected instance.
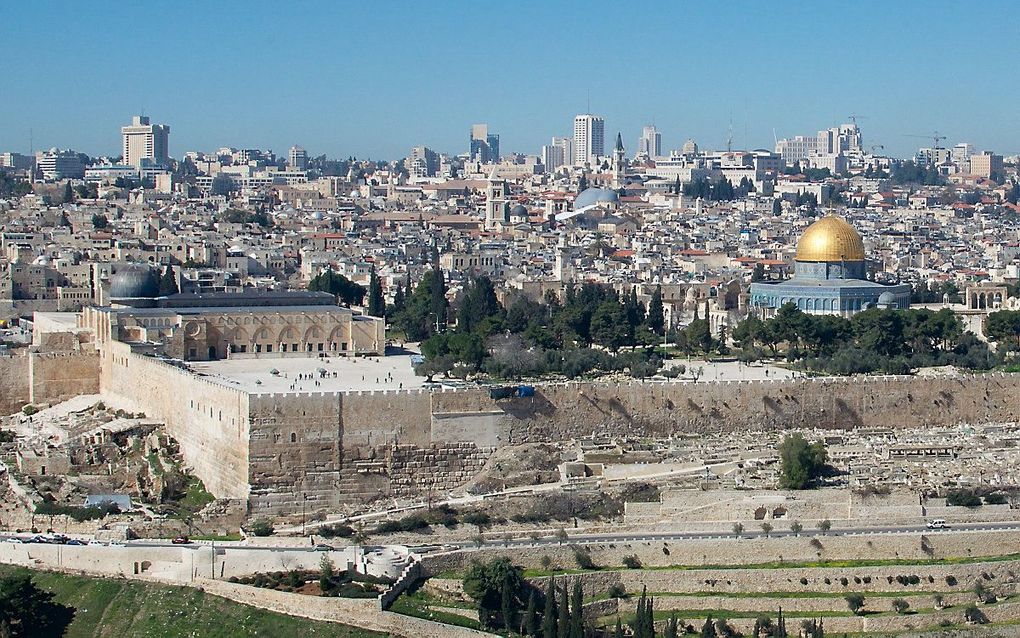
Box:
[107,264,160,306]
[573,187,620,210]
[749,215,910,317]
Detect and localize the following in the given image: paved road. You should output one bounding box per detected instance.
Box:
[9,520,1018,554]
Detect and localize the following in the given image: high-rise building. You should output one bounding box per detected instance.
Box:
[638,125,661,158]
[541,136,572,174]
[470,124,500,163]
[36,149,85,180]
[122,115,170,168]
[951,143,974,165]
[776,123,862,164]
[573,114,604,165]
[408,145,439,178]
[969,151,1003,179]
[0,152,34,171]
[288,145,308,170]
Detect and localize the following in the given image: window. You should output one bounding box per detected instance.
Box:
[266,344,273,353]
[290,433,297,443]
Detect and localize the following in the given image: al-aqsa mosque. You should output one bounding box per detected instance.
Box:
[749,215,911,317]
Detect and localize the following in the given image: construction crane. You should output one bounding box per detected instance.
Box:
[870,144,884,154]
[847,114,867,126]
[905,131,947,149]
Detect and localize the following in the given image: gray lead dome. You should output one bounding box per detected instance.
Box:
[109,265,159,299]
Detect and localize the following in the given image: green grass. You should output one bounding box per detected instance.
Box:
[522,551,1020,577]
[176,477,215,514]
[388,590,483,631]
[146,452,164,476]
[0,566,383,638]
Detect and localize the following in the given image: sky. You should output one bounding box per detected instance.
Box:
[2,1,1019,161]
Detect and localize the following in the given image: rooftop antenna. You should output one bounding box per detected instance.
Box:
[773,127,779,147]
[726,119,733,153]
[586,89,590,115]
[29,128,33,155]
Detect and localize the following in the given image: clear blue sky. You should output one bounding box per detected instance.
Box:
[2,0,1018,161]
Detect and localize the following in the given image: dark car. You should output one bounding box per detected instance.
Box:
[313,543,333,551]
[171,536,192,545]
[65,539,86,546]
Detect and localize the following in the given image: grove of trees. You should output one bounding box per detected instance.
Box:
[732,303,993,375]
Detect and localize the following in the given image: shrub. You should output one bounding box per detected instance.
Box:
[622,555,642,569]
[892,598,910,614]
[983,492,1008,505]
[907,575,920,585]
[540,555,553,571]
[572,547,597,570]
[947,489,982,508]
[317,523,355,538]
[800,577,809,585]
[22,405,38,416]
[607,584,626,599]
[790,521,803,535]
[844,593,865,615]
[462,511,492,531]
[946,575,958,586]
[840,577,848,587]
[248,518,274,537]
[732,522,744,536]
[964,604,988,624]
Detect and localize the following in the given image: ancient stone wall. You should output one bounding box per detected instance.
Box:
[99,342,251,500]
[0,353,29,414]
[247,392,342,514]
[424,374,1020,443]
[28,351,100,405]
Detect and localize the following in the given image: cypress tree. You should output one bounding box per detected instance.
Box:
[569,580,584,638]
[392,279,405,313]
[614,617,624,638]
[524,589,538,637]
[557,583,569,638]
[646,285,665,335]
[542,579,557,638]
[500,573,513,632]
[367,267,385,316]
[159,265,179,295]
[701,615,717,638]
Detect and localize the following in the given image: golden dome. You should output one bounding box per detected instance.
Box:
[795,215,866,262]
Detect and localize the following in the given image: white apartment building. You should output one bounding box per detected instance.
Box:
[36,149,85,180]
[122,115,170,168]
[638,125,661,158]
[573,114,604,165]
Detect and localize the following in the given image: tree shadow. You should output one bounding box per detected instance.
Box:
[35,600,76,638]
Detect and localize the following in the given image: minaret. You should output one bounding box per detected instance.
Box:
[612,132,626,188]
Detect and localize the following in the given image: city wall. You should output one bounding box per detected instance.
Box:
[98,342,251,500]
[28,351,100,404]
[0,353,29,414]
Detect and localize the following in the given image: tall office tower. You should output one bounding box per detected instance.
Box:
[470,124,500,163]
[951,143,974,165]
[288,145,308,170]
[638,125,661,158]
[408,145,439,178]
[573,114,604,165]
[121,115,170,167]
[541,136,573,173]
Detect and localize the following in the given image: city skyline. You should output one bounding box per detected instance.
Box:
[2,1,1019,160]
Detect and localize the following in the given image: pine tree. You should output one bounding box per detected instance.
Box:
[159,265,179,295]
[367,267,385,316]
[524,589,538,637]
[776,606,787,638]
[62,181,73,204]
[614,617,624,638]
[542,579,557,638]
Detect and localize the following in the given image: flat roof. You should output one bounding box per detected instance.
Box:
[188,353,426,394]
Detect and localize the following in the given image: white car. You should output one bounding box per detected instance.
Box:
[926,519,948,529]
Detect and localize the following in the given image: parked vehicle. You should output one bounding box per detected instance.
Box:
[65,539,86,546]
[313,543,333,551]
[171,536,191,545]
[927,519,948,529]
